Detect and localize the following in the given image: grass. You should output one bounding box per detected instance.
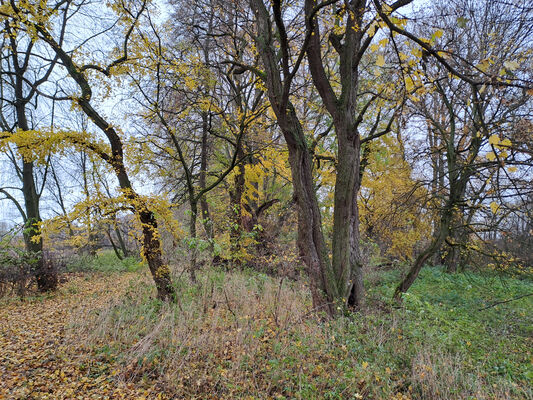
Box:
[66,249,144,274]
[72,264,533,399]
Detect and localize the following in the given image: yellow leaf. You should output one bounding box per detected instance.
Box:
[488,134,500,145]
[507,166,517,173]
[486,152,496,161]
[432,29,443,41]
[378,38,389,47]
[476,59,490,73]
[362,361,369,369]
[503,60,520,71]
[500,138,512,147]
[405,76,415,92]
[490,201,500,214]
[376,54,385,67]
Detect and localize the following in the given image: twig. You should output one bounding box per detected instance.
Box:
[477,293,533,311]
[222,287,237,319]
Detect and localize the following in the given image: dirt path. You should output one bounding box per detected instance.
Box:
[0,273,164,400]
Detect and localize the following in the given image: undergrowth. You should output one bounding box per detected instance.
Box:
[66,250,143,274]
[72,265,533,399]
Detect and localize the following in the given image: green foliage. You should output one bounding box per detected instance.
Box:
[77,265,532,399]
[67,250,143,273]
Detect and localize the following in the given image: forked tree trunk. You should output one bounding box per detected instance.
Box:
[250,0,337,316]
[283,107,337,316]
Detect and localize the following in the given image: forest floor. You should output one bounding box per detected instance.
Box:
[0,272,164,400]
[0,253,532,399]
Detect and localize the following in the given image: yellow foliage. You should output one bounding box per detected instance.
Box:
[359,135,431,260]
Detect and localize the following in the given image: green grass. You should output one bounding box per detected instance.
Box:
[75,265,533,399]
[66,250,144,273]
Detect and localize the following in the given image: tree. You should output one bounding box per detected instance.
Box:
[392,0,533,298]
[0,10,59,291]
[2,0,176,300]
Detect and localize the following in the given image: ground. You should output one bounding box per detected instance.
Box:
[0,261,532,399]
[0,273,164,400]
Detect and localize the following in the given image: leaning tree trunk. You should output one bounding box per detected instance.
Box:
[139,209,176,301]
[394,206,453,300]
[20,5,176,302]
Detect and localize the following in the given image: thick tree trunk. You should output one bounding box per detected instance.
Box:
[284,107,337,316]
[139,210,176,301]
[332,131,364,309]
[250,0,336,316]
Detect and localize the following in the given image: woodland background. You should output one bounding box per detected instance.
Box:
[0,0,532,398]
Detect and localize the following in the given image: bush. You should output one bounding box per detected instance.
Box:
[0,248,40,297]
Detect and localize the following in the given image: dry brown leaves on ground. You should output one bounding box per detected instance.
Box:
[0,273,168,400]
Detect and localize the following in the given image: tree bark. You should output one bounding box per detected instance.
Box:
[26,21,177,301]
[139,210,176,301]
[199,112,214,242]
[250,0,336,315]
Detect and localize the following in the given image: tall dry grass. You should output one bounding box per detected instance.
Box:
[71,266,531,399]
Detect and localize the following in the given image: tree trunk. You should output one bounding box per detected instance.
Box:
[22,161,57,291]
[229,147,245,262]
[332,129,364,309]
[114,221,129,258]
[199,112,214,242]
[284,107,337,316]
[28,18,177,302]
[139,210,176,301]
[250,0,336,316]
[189,201,199,283]
[394,207,452,300]
[106,228,124,260]
[18,119,56,291]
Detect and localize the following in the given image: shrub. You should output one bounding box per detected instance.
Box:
[0,248,39,297]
